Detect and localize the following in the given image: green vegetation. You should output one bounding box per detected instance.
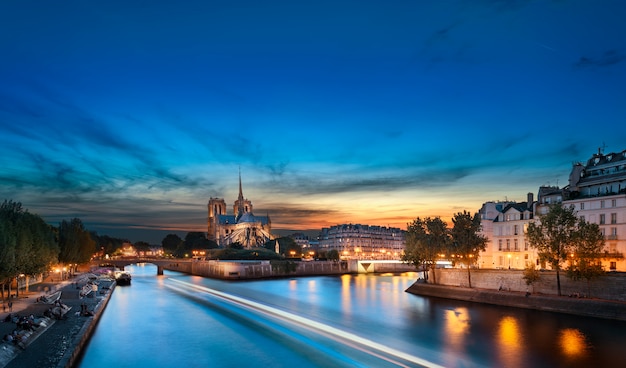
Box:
[402,212,486,287]
[526,203,606,296]
[522,263,540,292]
[449,211,488,288]
[402,217,450,283]
[264,236,302,257]
[0,200,59,298]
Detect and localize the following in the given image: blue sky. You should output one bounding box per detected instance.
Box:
[1,0,625,243]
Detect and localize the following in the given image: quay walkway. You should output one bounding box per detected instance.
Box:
[0,274,115,368]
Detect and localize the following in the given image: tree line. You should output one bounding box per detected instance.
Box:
[403,204,607,296]
[0,200,96,299]
[402,210,487,287]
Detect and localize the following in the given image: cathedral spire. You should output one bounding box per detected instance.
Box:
[236,167,245,219]
[238,167,244,202]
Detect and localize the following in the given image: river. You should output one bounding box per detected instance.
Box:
[78,263,626,368]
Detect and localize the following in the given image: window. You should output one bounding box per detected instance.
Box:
[514,239,519,251]
[612,199,617,208]
[611,227,617,236]
[611,213,617,224]
[524,241,528,251]
[580,202,585,210]
[610,262,617,271]
[498,240,502,251]
[601,200,605,208]
[506,239,510,250]
[514,225,519,235]
[600,214,606,224]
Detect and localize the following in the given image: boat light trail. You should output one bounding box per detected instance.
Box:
[168,278,444,368]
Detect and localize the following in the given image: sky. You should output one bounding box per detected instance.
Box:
[1,0,625,244]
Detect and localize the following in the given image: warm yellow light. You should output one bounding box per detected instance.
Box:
[559,328,588,358]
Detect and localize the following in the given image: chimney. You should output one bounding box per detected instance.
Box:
[527,192,534,210]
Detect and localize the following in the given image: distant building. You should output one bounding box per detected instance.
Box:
[478,148,626,272]
[478,194,538,270]
[318,224,405,260]
[207,173,272,248]
[564,148,626,271]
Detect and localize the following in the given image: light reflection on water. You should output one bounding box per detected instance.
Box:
[79,264,626,368]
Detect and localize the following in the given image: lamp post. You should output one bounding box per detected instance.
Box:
[507,254,511,269]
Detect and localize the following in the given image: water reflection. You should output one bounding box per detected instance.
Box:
[79,265,626,368]
[559,328,589,359]
[497,316,523,368]
[443,307,470,350]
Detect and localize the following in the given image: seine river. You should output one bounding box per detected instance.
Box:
[78,264,626,368]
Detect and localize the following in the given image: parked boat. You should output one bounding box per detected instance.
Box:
[114,271,132,286]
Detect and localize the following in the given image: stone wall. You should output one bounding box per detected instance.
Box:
[164,260,354,279]
[431,268,626,301]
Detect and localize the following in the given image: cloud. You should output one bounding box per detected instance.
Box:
[574,50,625,68]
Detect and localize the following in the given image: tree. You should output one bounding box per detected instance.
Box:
[402,217,450,283]
[58,218,96,267]
[161,234,183,255]
[327,249,340,261]
[526,203,604,295]
[266,237,301,257]
[566,218,606,297]
[0,200,58,297]
[522,263,540,293]
[449,211,487,288]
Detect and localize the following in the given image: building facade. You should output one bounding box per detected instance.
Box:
[564,149,626,271]
[207,174,272,248]
[478,149,626,272]
[478,194,538,270]
[318,224,405,260]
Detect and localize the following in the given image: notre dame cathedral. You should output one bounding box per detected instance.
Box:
[207,173,272,247]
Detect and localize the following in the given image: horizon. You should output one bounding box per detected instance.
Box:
[1,1,625,244]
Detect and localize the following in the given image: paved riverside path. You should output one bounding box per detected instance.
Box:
[0,274,114,368]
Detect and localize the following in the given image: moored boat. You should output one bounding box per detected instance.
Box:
[114,270,132,285]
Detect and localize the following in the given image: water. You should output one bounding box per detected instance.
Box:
[79,264,626,368]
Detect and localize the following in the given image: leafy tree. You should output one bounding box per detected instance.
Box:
[161,233,183,255]
[449,211,487,288]
[93,233,127,258]
[327,249,340,261]
[526,203,580,296]
[266,237,301,257]
[134,241,152,254]
[402,217,450,283]
[0,200,58,297]
[522,263,540,293]
[58,218,96,266]
[566,218,606,297]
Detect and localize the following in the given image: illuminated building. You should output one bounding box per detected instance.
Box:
[207,173,272,247]
[318,224,405,260]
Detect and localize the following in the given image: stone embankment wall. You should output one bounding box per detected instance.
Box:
[164,260,354,279]
[431,268,626,301]
[406,283,626,321]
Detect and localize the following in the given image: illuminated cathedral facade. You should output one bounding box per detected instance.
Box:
[207,173,272,247]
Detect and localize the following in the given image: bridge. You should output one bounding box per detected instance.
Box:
[91,258,192,275]
[91,258,416,279]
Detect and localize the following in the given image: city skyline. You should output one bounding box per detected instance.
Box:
[1,1,625,243]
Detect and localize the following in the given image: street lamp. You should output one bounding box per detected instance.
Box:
[507,254,511,269]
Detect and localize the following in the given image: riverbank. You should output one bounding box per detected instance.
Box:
[0,273,115,368]
[406,281,626,321]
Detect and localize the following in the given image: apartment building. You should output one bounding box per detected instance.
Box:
[318,224,405,260]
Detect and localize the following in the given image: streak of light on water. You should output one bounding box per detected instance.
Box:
[166,278,444,368]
